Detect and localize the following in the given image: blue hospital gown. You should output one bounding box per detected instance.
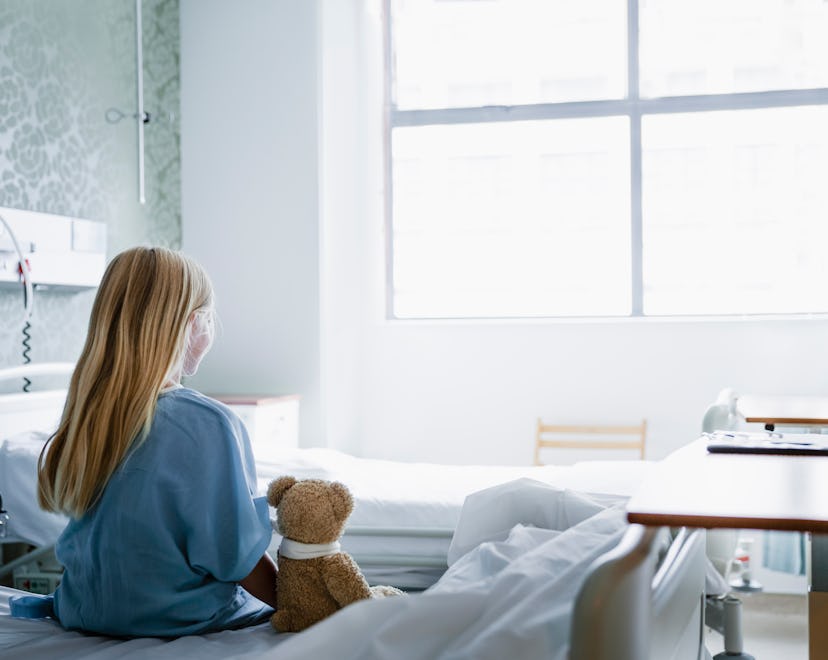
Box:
[53,387,273,637]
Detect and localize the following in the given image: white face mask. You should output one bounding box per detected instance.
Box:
[182,310,214,377]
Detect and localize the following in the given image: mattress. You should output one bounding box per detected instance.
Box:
[258,447,652,527]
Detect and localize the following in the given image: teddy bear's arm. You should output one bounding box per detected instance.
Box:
[322,554,373,607]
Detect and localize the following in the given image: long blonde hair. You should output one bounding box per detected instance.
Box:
[38,247,215,517]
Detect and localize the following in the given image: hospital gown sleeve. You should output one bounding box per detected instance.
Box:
[176,410,272,583]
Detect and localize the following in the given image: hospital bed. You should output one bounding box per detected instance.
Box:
[256,448,656,588]
[0,363,713,659]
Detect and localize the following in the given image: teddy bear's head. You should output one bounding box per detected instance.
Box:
[267,476,354,544]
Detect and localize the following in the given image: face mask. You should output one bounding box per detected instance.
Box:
[182,310,214,377]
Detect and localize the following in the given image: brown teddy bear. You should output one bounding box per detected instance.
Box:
[267,476,405,632]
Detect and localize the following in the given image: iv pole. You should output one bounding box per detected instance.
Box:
[135,0,146,205]
[104,0,147,205]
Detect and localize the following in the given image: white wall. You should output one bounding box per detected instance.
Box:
[352,318,828,464]
[181,1,828,464]
[180,0,323,445]
[318,0,386,456]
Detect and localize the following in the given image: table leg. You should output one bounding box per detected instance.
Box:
[810,534,828,660]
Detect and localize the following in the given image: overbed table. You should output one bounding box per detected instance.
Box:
[737,394,828,432]
[627,437,828,660]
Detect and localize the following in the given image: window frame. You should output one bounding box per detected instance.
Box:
[383,0,828,321]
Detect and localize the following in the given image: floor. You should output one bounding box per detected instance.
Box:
[705,593,808,660]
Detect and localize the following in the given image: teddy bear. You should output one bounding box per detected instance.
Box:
[267,475,405,633]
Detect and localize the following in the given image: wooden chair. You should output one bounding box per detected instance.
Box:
[534,418,647,465]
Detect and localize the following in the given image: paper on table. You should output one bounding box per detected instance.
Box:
[705,431,828,456]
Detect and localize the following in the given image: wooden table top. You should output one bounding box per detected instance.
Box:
[738,394,828,427]
[627,437,828,533]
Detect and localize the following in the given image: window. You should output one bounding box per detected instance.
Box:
[386,0,828,319]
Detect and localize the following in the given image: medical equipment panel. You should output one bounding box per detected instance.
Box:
[0,206,106,291]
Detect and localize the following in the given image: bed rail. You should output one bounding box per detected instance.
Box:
[570,524,706,660]
[0,363,74,382]
[651,527,707,659]
[344,526,453,539]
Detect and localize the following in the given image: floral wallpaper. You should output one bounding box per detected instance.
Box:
[0,0,180,386]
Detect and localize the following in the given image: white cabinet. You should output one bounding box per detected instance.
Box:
[213,395,300,462]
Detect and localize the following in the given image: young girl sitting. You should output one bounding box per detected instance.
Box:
[37,246,277,636]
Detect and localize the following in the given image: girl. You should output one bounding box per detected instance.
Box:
[37,246,277,636]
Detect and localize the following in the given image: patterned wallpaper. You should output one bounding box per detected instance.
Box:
[0,0,180,384]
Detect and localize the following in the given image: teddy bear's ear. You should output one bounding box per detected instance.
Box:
[268,476,297,506]
[328,481,354,520]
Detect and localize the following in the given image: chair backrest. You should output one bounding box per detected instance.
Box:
[534,418,647,465]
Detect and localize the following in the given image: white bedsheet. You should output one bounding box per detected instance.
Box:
[0,481,629,660]
[257,447,652,531]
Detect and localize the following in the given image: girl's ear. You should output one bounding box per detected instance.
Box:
[268,476,297,506]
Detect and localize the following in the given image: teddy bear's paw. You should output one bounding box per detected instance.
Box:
[370,585,406,598]
[271,609,293,633]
